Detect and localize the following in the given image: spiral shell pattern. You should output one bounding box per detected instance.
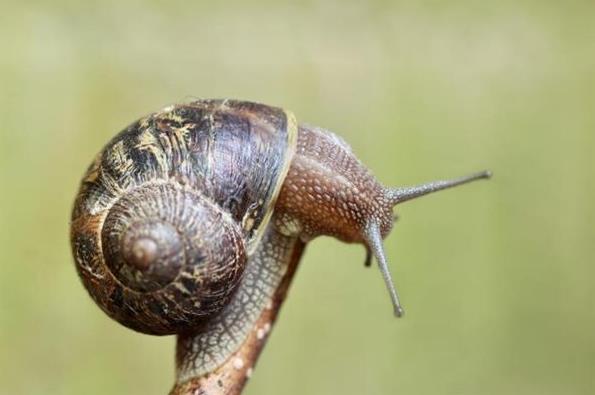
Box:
[73,182,246,335]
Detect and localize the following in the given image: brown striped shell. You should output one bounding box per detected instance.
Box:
[70,100,297,335]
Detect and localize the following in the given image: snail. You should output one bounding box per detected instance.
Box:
[70,99,490,394]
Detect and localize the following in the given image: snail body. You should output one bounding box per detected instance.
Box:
[70,99,490,391]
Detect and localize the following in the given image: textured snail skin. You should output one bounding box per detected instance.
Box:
[174,224,304,383]
[171,232,305,395]
[276,124,395,242]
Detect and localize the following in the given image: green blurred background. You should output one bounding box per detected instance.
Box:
[1,1,594,394]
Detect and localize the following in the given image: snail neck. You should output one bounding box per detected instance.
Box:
[276,124,391,243]
[174,220,304,384]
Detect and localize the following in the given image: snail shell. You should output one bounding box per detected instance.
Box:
[70,100,297,335]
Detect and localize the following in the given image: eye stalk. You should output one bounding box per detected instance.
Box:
[364,170,492,317]
[388,170,492,204]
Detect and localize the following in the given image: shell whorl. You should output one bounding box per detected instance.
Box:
[102,185,188,293]
[76,182,247,335]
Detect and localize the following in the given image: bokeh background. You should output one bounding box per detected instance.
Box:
[1,1,594,394]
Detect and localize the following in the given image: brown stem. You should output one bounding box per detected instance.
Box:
[170,241,306,395]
